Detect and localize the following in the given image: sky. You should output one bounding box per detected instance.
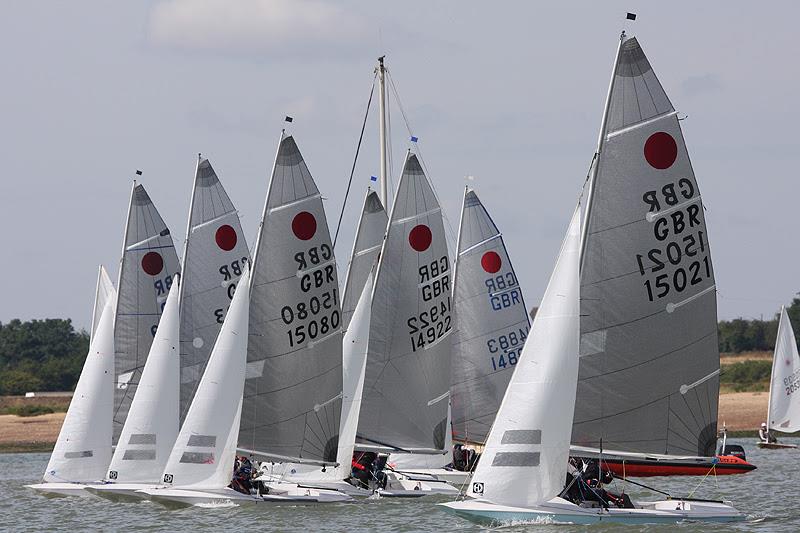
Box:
[1,0,798,331]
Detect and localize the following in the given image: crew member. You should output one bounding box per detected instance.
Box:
[759,422,777,443]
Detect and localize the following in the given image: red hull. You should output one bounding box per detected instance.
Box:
[602,455,755,477]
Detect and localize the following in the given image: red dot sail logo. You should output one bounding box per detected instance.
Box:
[215,224,237,251]
[481,251,502,273]
[141,252,164,276]
[292,211,317,241]
[644,132,678,170]
[408,224,432,252]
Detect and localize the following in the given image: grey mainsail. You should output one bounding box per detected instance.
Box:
[357,153,452,452]
[341,189,387,330]
[178,158,250,421]
[451,188,530,445]
[573,35,719,456]
[239,135,343,463]
[114,184,181,443]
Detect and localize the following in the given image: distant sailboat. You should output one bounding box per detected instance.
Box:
[758,306,800,449]
[28,267,117,497]
[178,158,250,421]
[113,184,180,443]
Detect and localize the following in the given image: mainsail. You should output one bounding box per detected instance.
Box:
[468,209,581,507]
[44,273,116,483]
[239,135,343,464]
[357,153,452,452]
[451,188,530,444]
[341,189,387,330]
[768,307,800,433]
[573,34,720,456]
[178,158,250,420]
[114,184,181,443]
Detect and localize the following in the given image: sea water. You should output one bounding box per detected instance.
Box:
[0,438,795,532]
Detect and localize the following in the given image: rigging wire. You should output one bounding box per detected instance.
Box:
[333,73,377,248]
[385,70,459,253]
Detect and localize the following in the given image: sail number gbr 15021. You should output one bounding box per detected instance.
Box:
[637,179,711,302]
[408,256,452,352]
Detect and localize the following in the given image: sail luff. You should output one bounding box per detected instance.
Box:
[767,307,782,430]
[580,32,627,271]
[249,130,286,285]
[177,156,201,307]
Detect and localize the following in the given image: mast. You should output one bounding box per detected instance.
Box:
[114,180,137,329]
[578,31,626,274]
[377,56,389,209]
[177,155,202,308]
[249,128,286,287]
[766,306,784,430]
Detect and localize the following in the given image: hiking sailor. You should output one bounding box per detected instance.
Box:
[759,422,777,444]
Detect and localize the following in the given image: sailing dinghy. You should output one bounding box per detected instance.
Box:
[441,208,744,525]
[28,267,117,497]
[758,306,800,449]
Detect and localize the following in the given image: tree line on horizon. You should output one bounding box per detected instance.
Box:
[1,297,799,396]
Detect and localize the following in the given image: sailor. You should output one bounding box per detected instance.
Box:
[759,422,777,443]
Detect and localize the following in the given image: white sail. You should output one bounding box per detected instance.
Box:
[106,277,181,483]
[336,271,374,473]
[451,188,531,445]
[160,268,250,490]
[239,135,343,464]
[114,184,181,443]
[179,158,250,421]
[467,208,580,507]
[341,190,387,330]
[90,266,116,341]
[44,281,117,483]
[357,153,452,452]
[768,307,800,433]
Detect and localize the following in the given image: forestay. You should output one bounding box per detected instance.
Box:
[468,209,580,507]
[451,188,530,445]
[107,278,180,483]
[161,269,250,490]
[240,135,343,464]
[179,158,250,421]
[114,184,180,443]
[44,279,117,483]
[357,154,452,452]
[341,190,387,330]
[768,307,800,433]
[573,35,720,456]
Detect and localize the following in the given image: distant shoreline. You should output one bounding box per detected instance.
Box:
[3,391,796,454]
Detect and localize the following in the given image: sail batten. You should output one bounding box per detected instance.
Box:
[573,35,719,457]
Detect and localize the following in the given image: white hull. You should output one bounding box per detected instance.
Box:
[140,483,352,508]
[440,497,745,525]
[391,468,470,488]
[85,482,157,501]
[383,470,460,496]
[26,482,96,497]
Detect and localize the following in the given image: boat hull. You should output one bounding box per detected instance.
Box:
[139,484,352,508]
[25,482,94,497]
[383,470,460,495]
[85,483,156,502]
[756,442,798,449]
[600,455,756,477]
[439,497,746,525]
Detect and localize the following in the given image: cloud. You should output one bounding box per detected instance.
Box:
[148,0,366,54]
